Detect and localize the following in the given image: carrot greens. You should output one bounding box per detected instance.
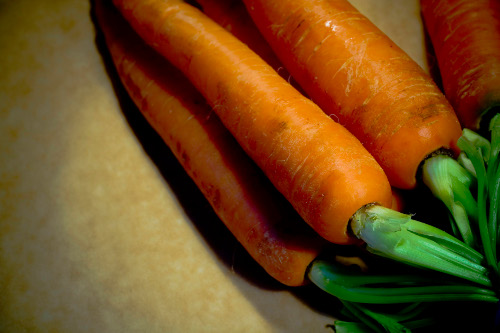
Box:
[423,114,500,287]
[308,260,497,304]
[422,155,477,246]
[309,115,500,331]
[309,257,497,331]
[349,205,491,287]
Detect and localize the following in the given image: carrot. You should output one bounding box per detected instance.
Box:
[419,0,500,280]
[110,0,492,288]
[94,0,327,286]
[241,0,463,190]
[195,0,405,213]
[191,0,307,95]
[193,0,283,75]
[420,0,500,133]
[111,0,393,245]
[101,1,499,329]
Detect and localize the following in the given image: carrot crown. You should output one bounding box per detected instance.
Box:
[350,205,492,287]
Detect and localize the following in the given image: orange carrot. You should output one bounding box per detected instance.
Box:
[420,0,500,132]
[95,0,327,286]
[192,0,305,93]
[111,0,393,245]
[241,0,463,189]
[193,0,282,72]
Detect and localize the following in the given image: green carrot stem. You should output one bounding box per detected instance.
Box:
[462,128,492,163]
[490,160,500,257]
[489,114,500,162]
[458,152,477,177]
[458,132,498,275]
[308,260,497,304]
[349,205,491,287]
[341,301,415,333]
[491,164,500,245]
[333,302,438,333]
[422,155,477,245]
[488,115,500,243]
[340,301,388,333]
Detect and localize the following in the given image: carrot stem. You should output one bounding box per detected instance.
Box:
[458,130,498,276]
[339,301,389,333]
[308,260,498,304]
[422,155,477,246]
[336,302,439,332]
[342,301,410,333]
[488,115,500,245]
[350,205,491,287]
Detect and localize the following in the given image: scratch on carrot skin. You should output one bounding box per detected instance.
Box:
[336,15,366,25]
[305,34,331,66]
[397,82,441,94]
[313,35,330,52]
[271,22,287,39]
[456,65,485,99]
[444,2,471,23]
[457,82,473,99]
[291,152,310,181]
[359,31,381,42]
[344,42,367,95]
[405,91,443,100]
[329,58,349,83]
[387,56,411,62]
[328,10,363,21]
[462,64,485,79]
[271,6,302,38]
[361,72,427,107]
[294,23,313,50]
[273,149,291,175]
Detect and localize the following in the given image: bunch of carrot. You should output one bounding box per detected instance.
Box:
[94,0,500,331]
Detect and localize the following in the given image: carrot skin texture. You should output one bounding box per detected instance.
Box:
[194,0,283,74]
[420,0,500,131]
[112,0,393,244]
[242,0,463,189]
[95,0,327,286]
[194,0,306,95]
